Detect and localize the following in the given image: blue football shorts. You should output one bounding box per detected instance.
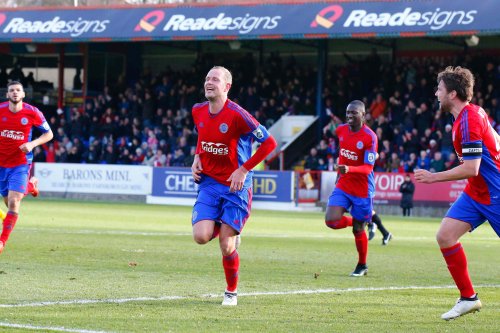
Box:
[0,164,30,197]
[446,192,500,237]
[328,187,373,222]
[192,175,252,234]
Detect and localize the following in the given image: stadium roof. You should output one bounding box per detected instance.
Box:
[0,0,499,43]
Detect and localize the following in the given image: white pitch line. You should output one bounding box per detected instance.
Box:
[0,322,111,333]
[16,228,500,241]
[0,295,185,308]
[1,284,498,308]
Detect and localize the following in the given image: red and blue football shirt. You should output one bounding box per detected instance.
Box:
[452,103,500,205]
[335,124,378,198]
[192,99,270,187]
[0,102,51,168]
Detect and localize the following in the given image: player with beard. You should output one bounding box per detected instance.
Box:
[415,66,500,320]
[191,66,277,305]
[0,81,53,254]
[324,100,378,276]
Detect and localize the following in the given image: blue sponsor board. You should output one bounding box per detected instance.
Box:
[252,170,293,202]
[152,168,293,202]
[0,1,498,42]
[152,168,198,198]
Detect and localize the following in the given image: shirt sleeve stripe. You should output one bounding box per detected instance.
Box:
[461,110,469,143]
[362,126,378,151]
[228,101,258,131]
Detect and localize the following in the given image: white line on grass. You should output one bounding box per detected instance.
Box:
[0,322,111,333]
[1,284,498,308]
[19,228,498,241]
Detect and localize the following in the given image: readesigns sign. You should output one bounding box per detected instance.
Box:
[135,11,281,35]
[0,13,109,37]
[311,4,478,31]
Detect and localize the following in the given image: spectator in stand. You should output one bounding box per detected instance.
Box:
[415,102,432,136]
[369,93,387,119]
[32,146,46,163]
[404,152,417,173]
[316,140,329,160]
[440,124,454,159]
[374,151,388,172]
[428,139,439,158]
[327,156,336,171]
[67,146,81,163]
[132,148,145,165]
[42,143,56,163]
[304,147,319,170]
[430,151,445,172]
[117,148,133,165]
[444,153,460,170]
[171,148,186,167]
[416,150,431,170]
[82,144,99,164]
[317,158,327,171]
[101,144,117,164]
[388,152,401,173]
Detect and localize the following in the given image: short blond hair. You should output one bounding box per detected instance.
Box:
[211,66,233,85]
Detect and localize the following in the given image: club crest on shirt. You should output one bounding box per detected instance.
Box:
[1,117,6,122]
[339,136,344,142]
[199,122,204,128]
[356,141,364,149]
[219,123,228,133]
[21,117,28,125]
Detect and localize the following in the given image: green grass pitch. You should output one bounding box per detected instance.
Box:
[0,199,498,332]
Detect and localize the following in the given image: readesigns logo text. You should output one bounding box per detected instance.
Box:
[1,130,24,140]
[201,141,229,155]
[340,148,358,161]
[135,10,165,32]
[0,14,109,37]
[311,5,343,29]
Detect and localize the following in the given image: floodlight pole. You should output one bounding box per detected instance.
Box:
[57,44,65,110]
[316,39,328,141]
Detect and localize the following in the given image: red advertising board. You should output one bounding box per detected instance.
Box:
[374,172,467,207]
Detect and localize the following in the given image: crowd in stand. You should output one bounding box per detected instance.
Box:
[20,51,500,172]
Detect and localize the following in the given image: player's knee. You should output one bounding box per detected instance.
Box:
[352,224,365,233]
[325,219,343,229]
[7,197,21,211]
[193,233,211,245]
[435,230,454,248]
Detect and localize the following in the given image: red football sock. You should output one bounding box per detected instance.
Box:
[0,212,19,244]
[222,250,239,292]
[326,216,353,229]
[210,223,221,240]
[441,243,475,298]
[354,229,368,265]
